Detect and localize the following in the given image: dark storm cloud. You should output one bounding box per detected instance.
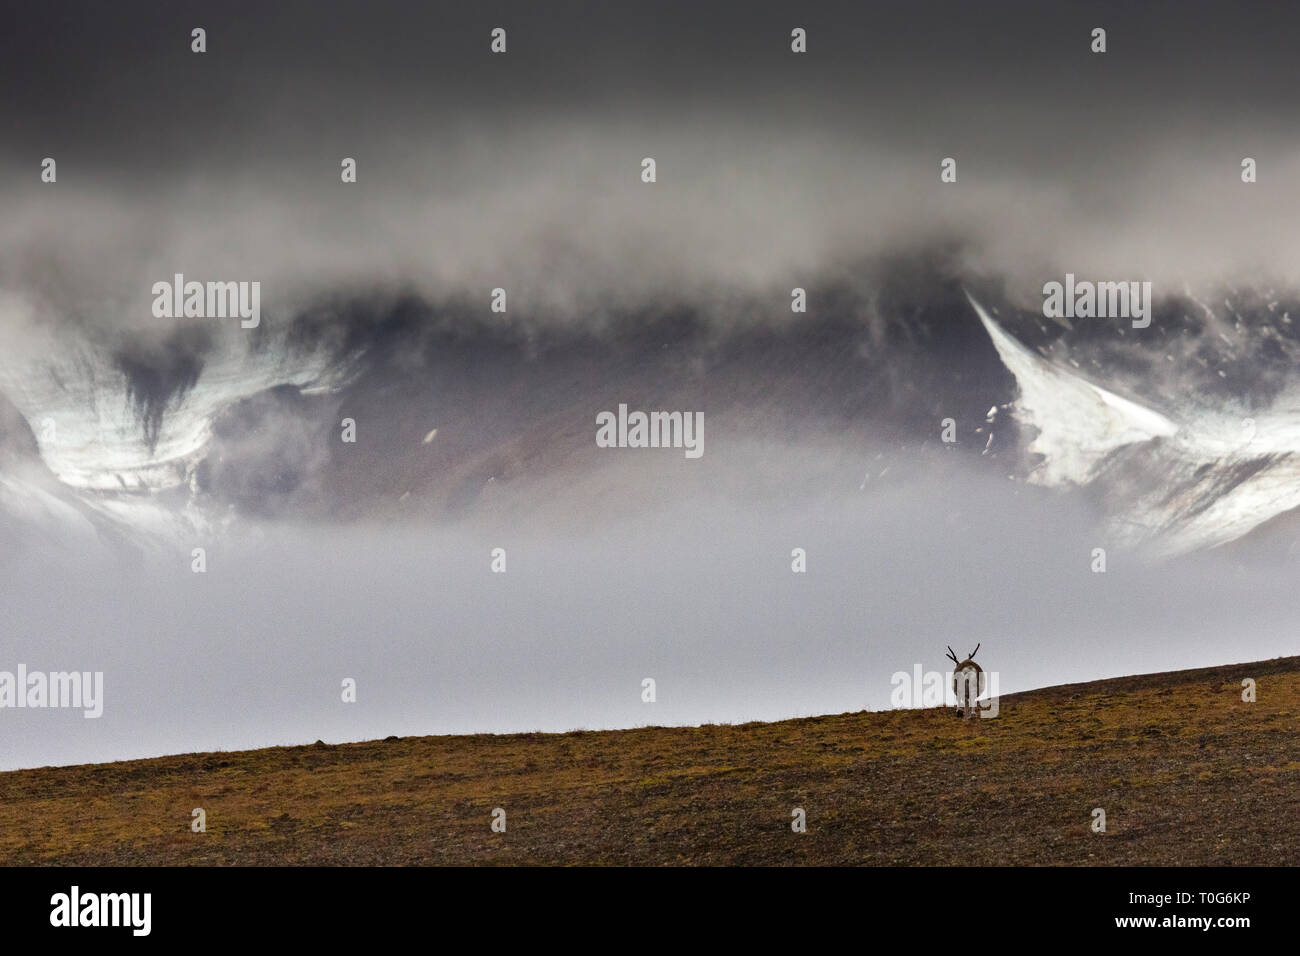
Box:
[1,0,1298,326]
[4,1,1300,141]
[1,2,1298,485]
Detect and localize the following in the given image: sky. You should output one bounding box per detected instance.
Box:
[4,0,1300,321]
[2,1,1299,769]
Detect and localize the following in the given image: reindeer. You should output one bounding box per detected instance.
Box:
[945,644,984,719]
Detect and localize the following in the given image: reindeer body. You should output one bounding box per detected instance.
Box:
[946,644,985,718]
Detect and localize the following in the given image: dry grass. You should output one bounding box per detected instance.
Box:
[2,657,1298,865]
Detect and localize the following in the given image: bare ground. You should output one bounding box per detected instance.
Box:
[2,656,1297,865]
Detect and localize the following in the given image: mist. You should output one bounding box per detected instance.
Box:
[1,434,1293,771]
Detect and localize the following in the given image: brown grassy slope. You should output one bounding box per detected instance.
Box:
[2,657,1298,865]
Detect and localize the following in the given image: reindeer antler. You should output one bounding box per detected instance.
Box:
[967,643,980,660]
[945,645,960,665]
